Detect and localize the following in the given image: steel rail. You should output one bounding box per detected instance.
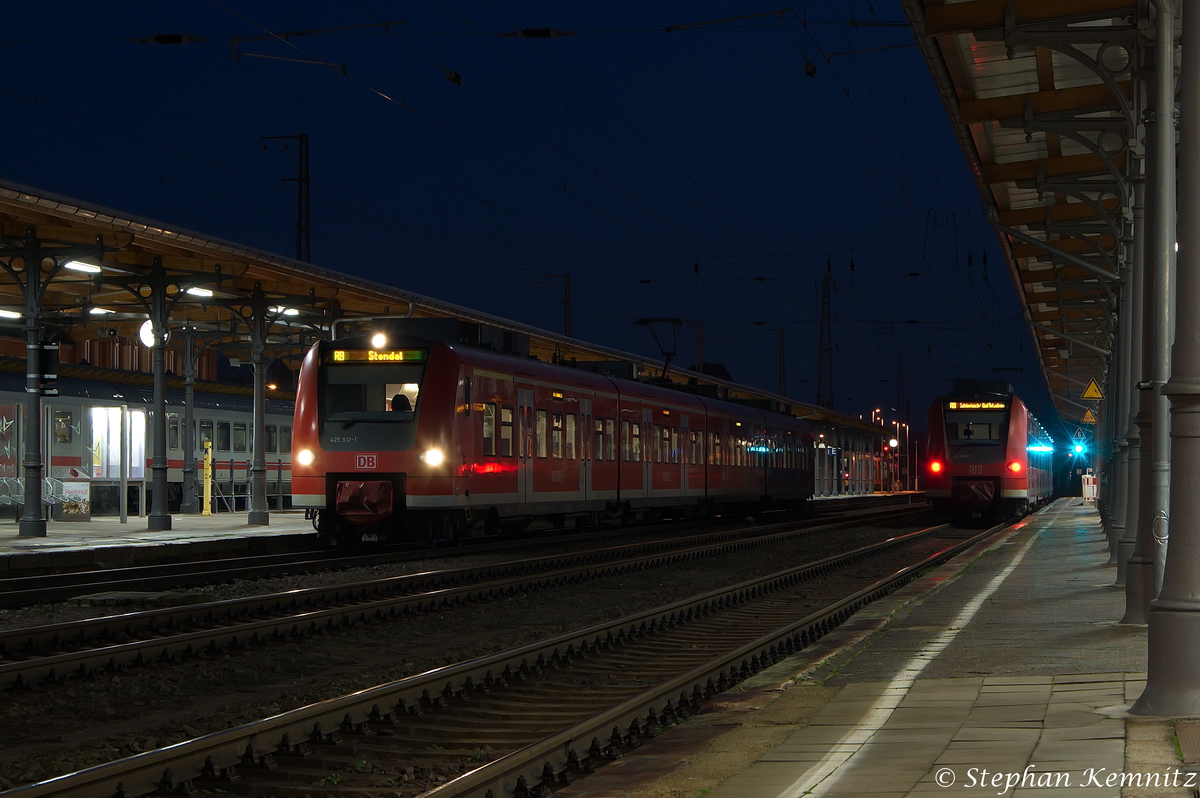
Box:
[0,499,920,609]
[425,521,1006,798]
[2,519,962,798]
[0,507,930,689]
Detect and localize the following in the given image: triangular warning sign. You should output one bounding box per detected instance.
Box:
[1082,409,1098,424]
[1082,379,1104,400]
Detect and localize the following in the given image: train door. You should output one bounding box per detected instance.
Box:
[517,387,534,508]
[46,403,84,480]
[579,397,591,507]
[641,407,653,495]
[680,415,690,495]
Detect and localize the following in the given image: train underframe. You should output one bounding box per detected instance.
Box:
[311,478,805,547]
[933,477,1045,525]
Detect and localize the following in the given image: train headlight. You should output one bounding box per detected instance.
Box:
[1007,461,1023,474]
[421,448,445,466]
[929,460,943,474]
[296,449,316,466]
[371,333,387,349]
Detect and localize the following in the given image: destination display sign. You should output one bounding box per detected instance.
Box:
[327,349,426,363]
[947,401,1007,410]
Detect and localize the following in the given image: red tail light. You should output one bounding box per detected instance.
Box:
[1007,461,1023,474]
[929,460,943,474]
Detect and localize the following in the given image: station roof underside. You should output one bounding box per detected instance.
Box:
[0,180,882,438]
[903,0,1140,427]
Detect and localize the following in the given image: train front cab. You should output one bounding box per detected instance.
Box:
[292,336,438,545]
[925,394,1013,520]
[926,393,1051,521]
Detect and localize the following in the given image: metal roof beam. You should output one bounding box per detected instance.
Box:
[922,0,1135,36]
[1031,320,1110,356]
[992,220,1122,284]
[959,83,1129,124]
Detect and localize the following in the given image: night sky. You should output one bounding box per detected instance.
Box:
[0,2,1059,438]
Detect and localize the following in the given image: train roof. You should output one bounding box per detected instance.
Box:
[434,340,811,433]
[0,370,294,415]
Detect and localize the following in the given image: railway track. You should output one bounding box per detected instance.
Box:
[0,506,930,691]
[3,515,1002,798]
[0,500,920,610]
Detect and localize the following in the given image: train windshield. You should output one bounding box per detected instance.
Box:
[944,410,1008,446]
[323,362,426,424]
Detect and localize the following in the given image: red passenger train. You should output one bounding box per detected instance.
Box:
[292,322,816,545]
[924,380,1054,521]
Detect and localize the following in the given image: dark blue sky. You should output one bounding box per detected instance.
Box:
[0,1,1058,435]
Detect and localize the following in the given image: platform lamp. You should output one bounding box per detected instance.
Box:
[138,314,173,531]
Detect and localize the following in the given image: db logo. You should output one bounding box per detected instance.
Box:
[970,465,982,474]
[356,453,378,469]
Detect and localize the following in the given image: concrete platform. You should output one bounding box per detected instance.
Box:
[0,511,316,574]
[560,499,1191,798]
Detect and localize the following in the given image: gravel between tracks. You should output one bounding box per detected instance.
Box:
[0,517,935,790]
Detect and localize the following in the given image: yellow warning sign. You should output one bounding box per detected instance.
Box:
[1082,379,1104,400]
[1082,409,1098,424]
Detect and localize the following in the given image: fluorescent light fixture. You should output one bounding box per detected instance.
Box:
[0,309,21,319]
[269,306,300,316]
[185,286,213,297]
[89,307,115,315]
[64,260,102,274]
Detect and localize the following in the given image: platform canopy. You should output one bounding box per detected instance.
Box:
[902,0,1139,427]
[0,180,882,436]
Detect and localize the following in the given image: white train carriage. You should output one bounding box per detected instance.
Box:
[0,371,293,516]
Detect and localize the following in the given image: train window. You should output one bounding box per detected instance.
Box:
[689,431,697,465]
[594,419,603,461]
[606,418,615,460]
[652,425,661,463]
[217,422,231,452]
[266,425,278,454]
[671,428,678,464]
[565,414,576,460]
[281,426,292,453]
[200,420,214,451]
[500,406,514,456]
[168,414,180,451]
[536,410,549,458]
[54,411,73,444]
[463,377,471,417]
[323,360,425,423]
[631,422,641,462]
[551,413,564,459]
[482,404,497,457]
[621,421,630,461]
[233,422,248,453]
[949,421,1002,442]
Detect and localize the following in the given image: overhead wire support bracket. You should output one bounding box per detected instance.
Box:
[229,19,404,69]
[665,9,786,32]
[233,52,347,73]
